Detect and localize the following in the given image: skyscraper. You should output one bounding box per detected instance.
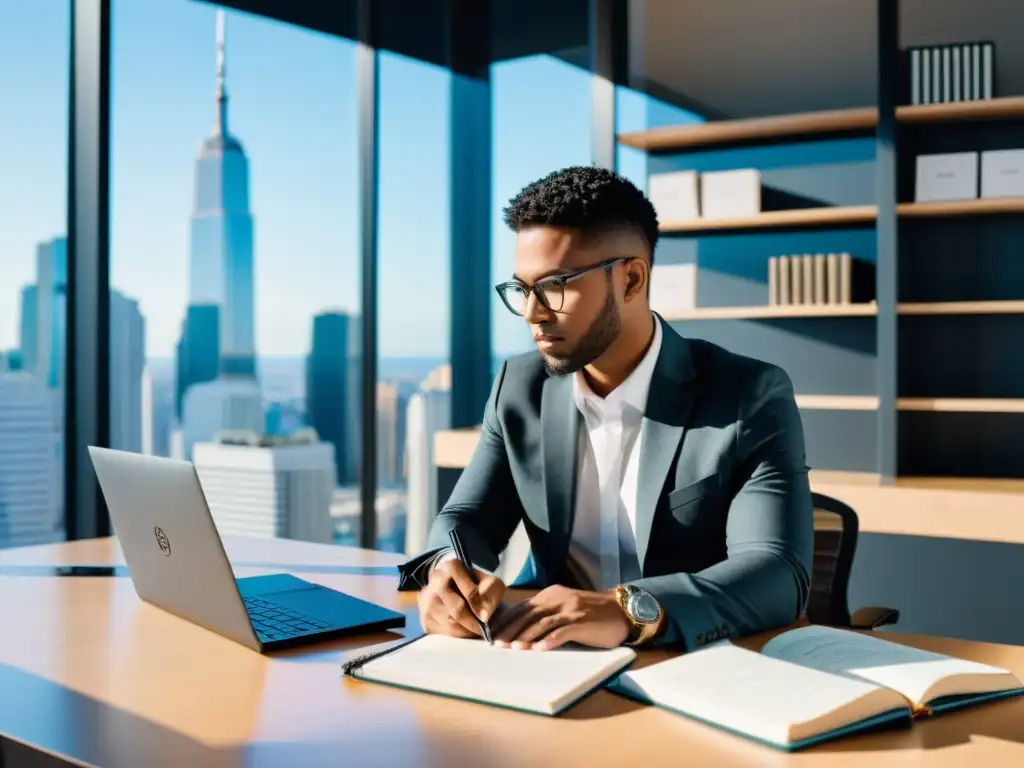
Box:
[193,429,335,544]
[403,364,451,554]
[109,290,146,453]
[174,304,220,420]
[186,9,256,378]
[305,311,361,486]
[0,372,62,548]
[18,285,37,375]
[176,10,260,455]
[34,237,67,390]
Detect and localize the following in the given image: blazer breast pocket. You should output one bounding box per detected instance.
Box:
[667,473,723,524]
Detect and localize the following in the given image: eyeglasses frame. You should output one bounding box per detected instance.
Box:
[494,256,637,316]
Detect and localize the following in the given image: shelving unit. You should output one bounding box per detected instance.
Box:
[660,206,876,233]
[662,303,876,320]
[618,96,1024,151]
[625,92,1024,481]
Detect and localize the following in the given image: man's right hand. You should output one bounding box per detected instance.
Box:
[418,557,506,638]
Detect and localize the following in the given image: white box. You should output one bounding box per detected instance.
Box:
[647,171,700,223]
[649,263,697,316]
[981,149,1024,198]
[700,169,761,219]
[914,152,978,202]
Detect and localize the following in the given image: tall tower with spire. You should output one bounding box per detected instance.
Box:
[173,10,263,460]
[187,9,256,378]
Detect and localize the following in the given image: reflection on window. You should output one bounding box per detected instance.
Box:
[0,1,70,549]
[373,52,452,554]
[111,2,360,547]
[491,55,593,362]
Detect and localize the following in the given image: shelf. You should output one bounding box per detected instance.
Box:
[619,97,1024,153]
[898,197,1024,218]
[661,302,877,321]
[898,300,1024,315]
[660,205,876,233]
[795,395,879,410]
[792,396,1024,412]
[898,398,1024,413]
[898,96,1024,124]
[617,107,876,152]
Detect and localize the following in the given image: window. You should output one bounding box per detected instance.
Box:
[491,55,593,363]
[0,1,70,549]
[110,1,361,546]
[376,53,452,554]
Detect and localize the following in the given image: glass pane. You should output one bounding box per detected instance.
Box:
[0,1,70,549]
[110,2,361,545]
[376,52,452,554]
[491,54,593,365]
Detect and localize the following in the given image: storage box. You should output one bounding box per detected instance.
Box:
[700,169,761,219]
[914,152,978,202]
[981,149,1024,198]
[649,263,697,315]
[647,171,700,223]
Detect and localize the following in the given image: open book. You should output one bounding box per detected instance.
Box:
[342,634,636,716]
[610,625,1024,751]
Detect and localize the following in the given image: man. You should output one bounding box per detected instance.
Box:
[397,166,813,652]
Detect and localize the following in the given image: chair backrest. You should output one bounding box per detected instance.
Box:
[807,492,859,626]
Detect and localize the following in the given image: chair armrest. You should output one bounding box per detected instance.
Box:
[850,606,900,629]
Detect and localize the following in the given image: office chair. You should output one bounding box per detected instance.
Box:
[808,492,900,630]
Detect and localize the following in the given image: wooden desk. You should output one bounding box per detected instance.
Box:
[2,536,1024,767]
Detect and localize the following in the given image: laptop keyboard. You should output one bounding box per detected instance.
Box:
[244,596,332,643]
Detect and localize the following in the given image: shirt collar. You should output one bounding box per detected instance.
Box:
[572,315,663,418]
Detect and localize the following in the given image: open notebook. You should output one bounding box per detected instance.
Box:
[610,624,1024,751]
[342,634,636,716]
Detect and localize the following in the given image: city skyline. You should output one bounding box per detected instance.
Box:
[1,0,611,361]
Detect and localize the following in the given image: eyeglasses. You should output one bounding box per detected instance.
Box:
[495,257,632,317]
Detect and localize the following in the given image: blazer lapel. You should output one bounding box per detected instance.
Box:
[540,373,580,570]
[634,318,697,570]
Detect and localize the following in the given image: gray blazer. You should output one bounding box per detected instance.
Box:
[397,314,814,651]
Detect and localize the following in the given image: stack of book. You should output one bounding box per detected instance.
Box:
[768,253,875,306]
[905,41,994,105]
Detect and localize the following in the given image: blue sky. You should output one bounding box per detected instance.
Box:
[1,0,670,360]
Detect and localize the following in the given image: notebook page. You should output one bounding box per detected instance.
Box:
[762,625,1014,706]
[615,641,902,746]
[352,635,636,714]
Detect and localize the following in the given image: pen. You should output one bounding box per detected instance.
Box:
[448,529,492,645]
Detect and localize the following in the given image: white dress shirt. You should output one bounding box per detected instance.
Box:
[567,316,662,590]
[434,315,663,590]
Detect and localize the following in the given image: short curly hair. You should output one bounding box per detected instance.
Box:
[502,166,659,260]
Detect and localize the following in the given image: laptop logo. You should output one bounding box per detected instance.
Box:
[154,526,171,556]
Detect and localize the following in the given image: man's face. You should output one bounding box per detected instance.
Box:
[510,225,635,376]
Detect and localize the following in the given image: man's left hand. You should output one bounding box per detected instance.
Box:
[490,585,631,651]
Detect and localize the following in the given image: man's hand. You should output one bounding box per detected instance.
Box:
[418,558,506,638]
[491,585,632,651]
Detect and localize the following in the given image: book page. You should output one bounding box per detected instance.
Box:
[351,635,636,715]
[762,625,1019,706]
[615,641,906,747]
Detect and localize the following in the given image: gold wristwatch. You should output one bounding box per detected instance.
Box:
[614,584,663,646]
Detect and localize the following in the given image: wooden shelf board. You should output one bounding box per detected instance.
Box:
[898,398,1024,413]
[898,300,1024,316]
[617,107,876,151]
[898,197,1024,217]
[663,302,877,321]
[660,205,876,233]
[620,97,1024,154]
[898,96,1024,123]
[795,395,879,410]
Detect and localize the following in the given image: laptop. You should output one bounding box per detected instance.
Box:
[88,446,406,652]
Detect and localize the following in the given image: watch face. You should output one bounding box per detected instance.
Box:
[629,591,661,623]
